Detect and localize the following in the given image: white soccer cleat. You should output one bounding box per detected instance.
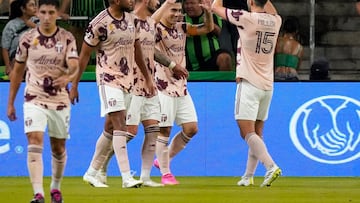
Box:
[122,176,143,188]
[141,178,164,187]
[83,172,109,188]
[96,169,107,184]
[237,176,254,186]
[260,165,282,187]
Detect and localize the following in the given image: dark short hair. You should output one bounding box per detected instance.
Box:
[283,16,300,33]
[38,0,60,9]
[9,0,32,20]
[310,58,330,80]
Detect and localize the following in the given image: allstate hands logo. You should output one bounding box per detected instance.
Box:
[290,95,360,164]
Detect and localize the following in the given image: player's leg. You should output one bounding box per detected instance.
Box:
[238,121,263,186]
[155,92,178,185]
[24,103,46,202]
[83,118,112,187]
[47,106,71,202]
[235,80,280,187]
[137,96,163,187]
[169,93,198,162]
[106,88,142,188]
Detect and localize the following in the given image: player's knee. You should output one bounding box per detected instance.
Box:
[127,125,138,135]
[183,125,198,138]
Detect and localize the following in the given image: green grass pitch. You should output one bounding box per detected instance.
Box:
[1,176,359,203]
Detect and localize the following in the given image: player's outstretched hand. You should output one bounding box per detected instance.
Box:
[173,64,189,80]
[7,104,17,121]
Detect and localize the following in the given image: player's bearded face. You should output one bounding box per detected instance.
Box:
[120,0,134,12]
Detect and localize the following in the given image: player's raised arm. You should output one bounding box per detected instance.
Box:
[211,0,226,20]
[264,0,277,15]
[152,0,176,23]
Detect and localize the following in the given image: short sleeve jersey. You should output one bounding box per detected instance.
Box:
[132,16,157,97]
[226,9,281,90]
[155,22,187,97]
[85,10,139,93]
[15,27,78,110]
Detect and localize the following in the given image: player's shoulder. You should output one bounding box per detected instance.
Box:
[21,27,38,39]
[57,27,75,39]
[89,9,109,26]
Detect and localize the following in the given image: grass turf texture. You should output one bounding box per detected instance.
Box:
[1,177,359,203]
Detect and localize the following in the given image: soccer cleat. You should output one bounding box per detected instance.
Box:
[237,176,254,186]
[161,173,179,185]
[30,193,44,203]
[122,176,143,188]
[50,189,63,203]
[141,178,164,187]
[260,165,282,187]
[153,159,160,169]
[83,172,109,187]
[96,169,107,184]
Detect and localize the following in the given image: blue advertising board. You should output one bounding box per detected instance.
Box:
[0,82,359,177]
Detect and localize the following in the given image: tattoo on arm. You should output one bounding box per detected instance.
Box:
[154,48,171,67]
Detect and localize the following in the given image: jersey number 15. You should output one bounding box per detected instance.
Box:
[255,31,275,54]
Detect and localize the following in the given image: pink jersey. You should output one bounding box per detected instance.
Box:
[226,9,282,90]
[132,16,157,97]
[155,22,187,97]
[85,10,139,93]
[16,27,78,110]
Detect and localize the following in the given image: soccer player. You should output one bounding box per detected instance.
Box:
[95,0,189,187]
[212,0,282,187]
[151,0,214,185]
[7,0,79,202]
[69,0,156,188]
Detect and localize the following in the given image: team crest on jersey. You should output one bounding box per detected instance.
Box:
[128,23,135,32]
[55,41,63,53]
[25,117,33,127]
[161,114,167,122]
[108,98,117,107]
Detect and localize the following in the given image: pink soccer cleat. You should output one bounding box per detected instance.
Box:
[161,173,179,185]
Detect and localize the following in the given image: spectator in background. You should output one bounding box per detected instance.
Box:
[59,0,108,54]
[1,0,37,76]
[357,0,360,15]
[274,16,304,81]
[218,0,248,61]
[184,0,232,71]
[309,58,330,80]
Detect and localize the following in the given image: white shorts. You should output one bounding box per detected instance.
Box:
[23,102,70,139]
[126,94,161,125]
[99,85,131,117]
[234,80,273,121]
[158,91,198,127]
